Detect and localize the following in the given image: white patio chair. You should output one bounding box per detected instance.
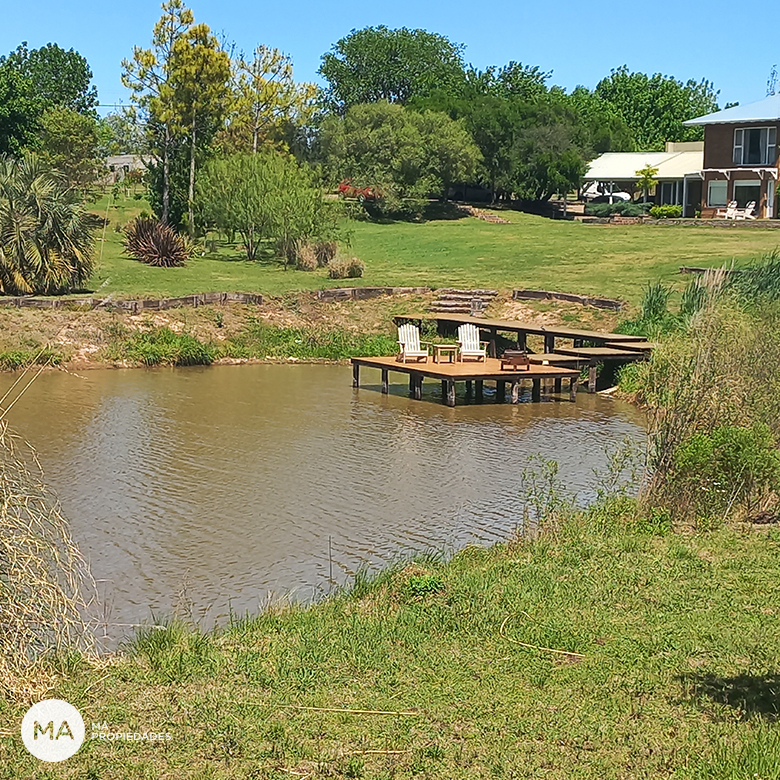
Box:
[716,201,738,219]
[397,323,430,363]
[735,201,757,220]
[457,323,488,362]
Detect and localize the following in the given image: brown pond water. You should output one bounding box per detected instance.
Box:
[1,364,645,642]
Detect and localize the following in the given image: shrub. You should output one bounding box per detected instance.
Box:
[328,256,364,279]
[669,423,780,522]
[124,218,191,267]
[650,204,682,219]
[314,241,338,267]
[295,243,317,271]
[105,327,216,366]
[584,201,650,218]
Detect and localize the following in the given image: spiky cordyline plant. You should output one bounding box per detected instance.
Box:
[123,218,190,267]
[0,153,96,295]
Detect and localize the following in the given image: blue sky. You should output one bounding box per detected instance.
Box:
[0,0,775,114]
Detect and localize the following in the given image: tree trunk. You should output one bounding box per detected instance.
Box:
[253,105,259,154]
[188,113,196,238]
[162,124,171,225]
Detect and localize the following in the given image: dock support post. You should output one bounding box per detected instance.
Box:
[588,364,598,393]
[496,380,506,402]
[381,369,389,394]
[554,377,562,394]
[511,379,520,404]
[544,333,555,353]
[409,374,415,396]
[489,329,497,358]
[352,362,360,388]
[517,331,527,351]
[445,379,456,407]
[440,379,447,398]
[532,378,541,402]
[569,377,578,402]
[465,380,472,397]
[475,380,484,401]
[412,374,423,400]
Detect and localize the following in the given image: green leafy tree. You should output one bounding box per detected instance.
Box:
[319,26,466,112]
[196,151,331,263]
[0,153,95,294]
[595,66,719,149]
[319,102,480,206]
[635,165,659,203]
[0,42,98,115]
[0,65,37,155]
[167,22,231,236]
[122,0,194,224]
[39,107,104,191]
[100,109,149,156]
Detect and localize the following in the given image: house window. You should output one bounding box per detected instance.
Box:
[733,127,777,165]
[708,180,728,207]
[733,180,761,211]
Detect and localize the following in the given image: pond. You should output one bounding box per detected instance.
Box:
[0,364,645,643]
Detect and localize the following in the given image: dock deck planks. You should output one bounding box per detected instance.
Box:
[351,356,580,407]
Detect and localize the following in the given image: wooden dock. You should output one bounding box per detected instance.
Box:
[392,314,653,392]
[351,356,580,407]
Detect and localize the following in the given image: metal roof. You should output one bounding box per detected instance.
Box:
[683,94,780,126]
[583,150,703,181]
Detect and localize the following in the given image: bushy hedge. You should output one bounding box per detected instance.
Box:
[649,204,682,219]
[584,201,650,218]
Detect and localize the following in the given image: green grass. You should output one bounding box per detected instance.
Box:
[86,194,780,304]
[3,512,780,778]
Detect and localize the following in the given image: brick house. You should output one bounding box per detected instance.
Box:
[684,94,779,218]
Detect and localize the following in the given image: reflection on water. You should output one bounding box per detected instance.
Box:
[1,364,645,639]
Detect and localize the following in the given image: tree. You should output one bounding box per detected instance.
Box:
[0,42,98,115]
[0,65,37,155]
[635,165,658,203]
[223,46,318,154]
[319,26,465,112]
[39,107,104,191]
[122,0,194,224]
[167,23,231,236]
[595,66,719,149]
[196,151,331,262]
[100,109,149,156]
[319,102,480,207]
[0,153,95,295]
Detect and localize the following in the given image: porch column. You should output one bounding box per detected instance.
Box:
[682,177,689,217]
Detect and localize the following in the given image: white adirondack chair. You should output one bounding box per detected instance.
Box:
[736,201,757,220]
[397,323,430,363]
[716,200,738,219]
[457,323,488,362]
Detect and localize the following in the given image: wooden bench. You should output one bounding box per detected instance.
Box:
[500,350,530,371]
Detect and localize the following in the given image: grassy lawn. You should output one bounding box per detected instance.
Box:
[88,195,780,305]
[2,517,779,778]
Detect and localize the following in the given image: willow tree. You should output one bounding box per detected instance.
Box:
[168,23,231,236]
[197,151,331,263]
[122,0,194,224]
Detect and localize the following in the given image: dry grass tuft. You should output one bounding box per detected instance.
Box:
[0,423,94,700]
[295,243,318,272]
[328,255,365,279]
[314,241,338,268]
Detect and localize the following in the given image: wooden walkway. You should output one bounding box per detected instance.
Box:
[351,356,580,407]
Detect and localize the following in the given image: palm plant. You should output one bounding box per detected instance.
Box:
[0,153,95,295]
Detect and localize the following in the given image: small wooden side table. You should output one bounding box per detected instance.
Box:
[433,344,458,363]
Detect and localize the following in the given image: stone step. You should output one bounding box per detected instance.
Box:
[436,288,498,297]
